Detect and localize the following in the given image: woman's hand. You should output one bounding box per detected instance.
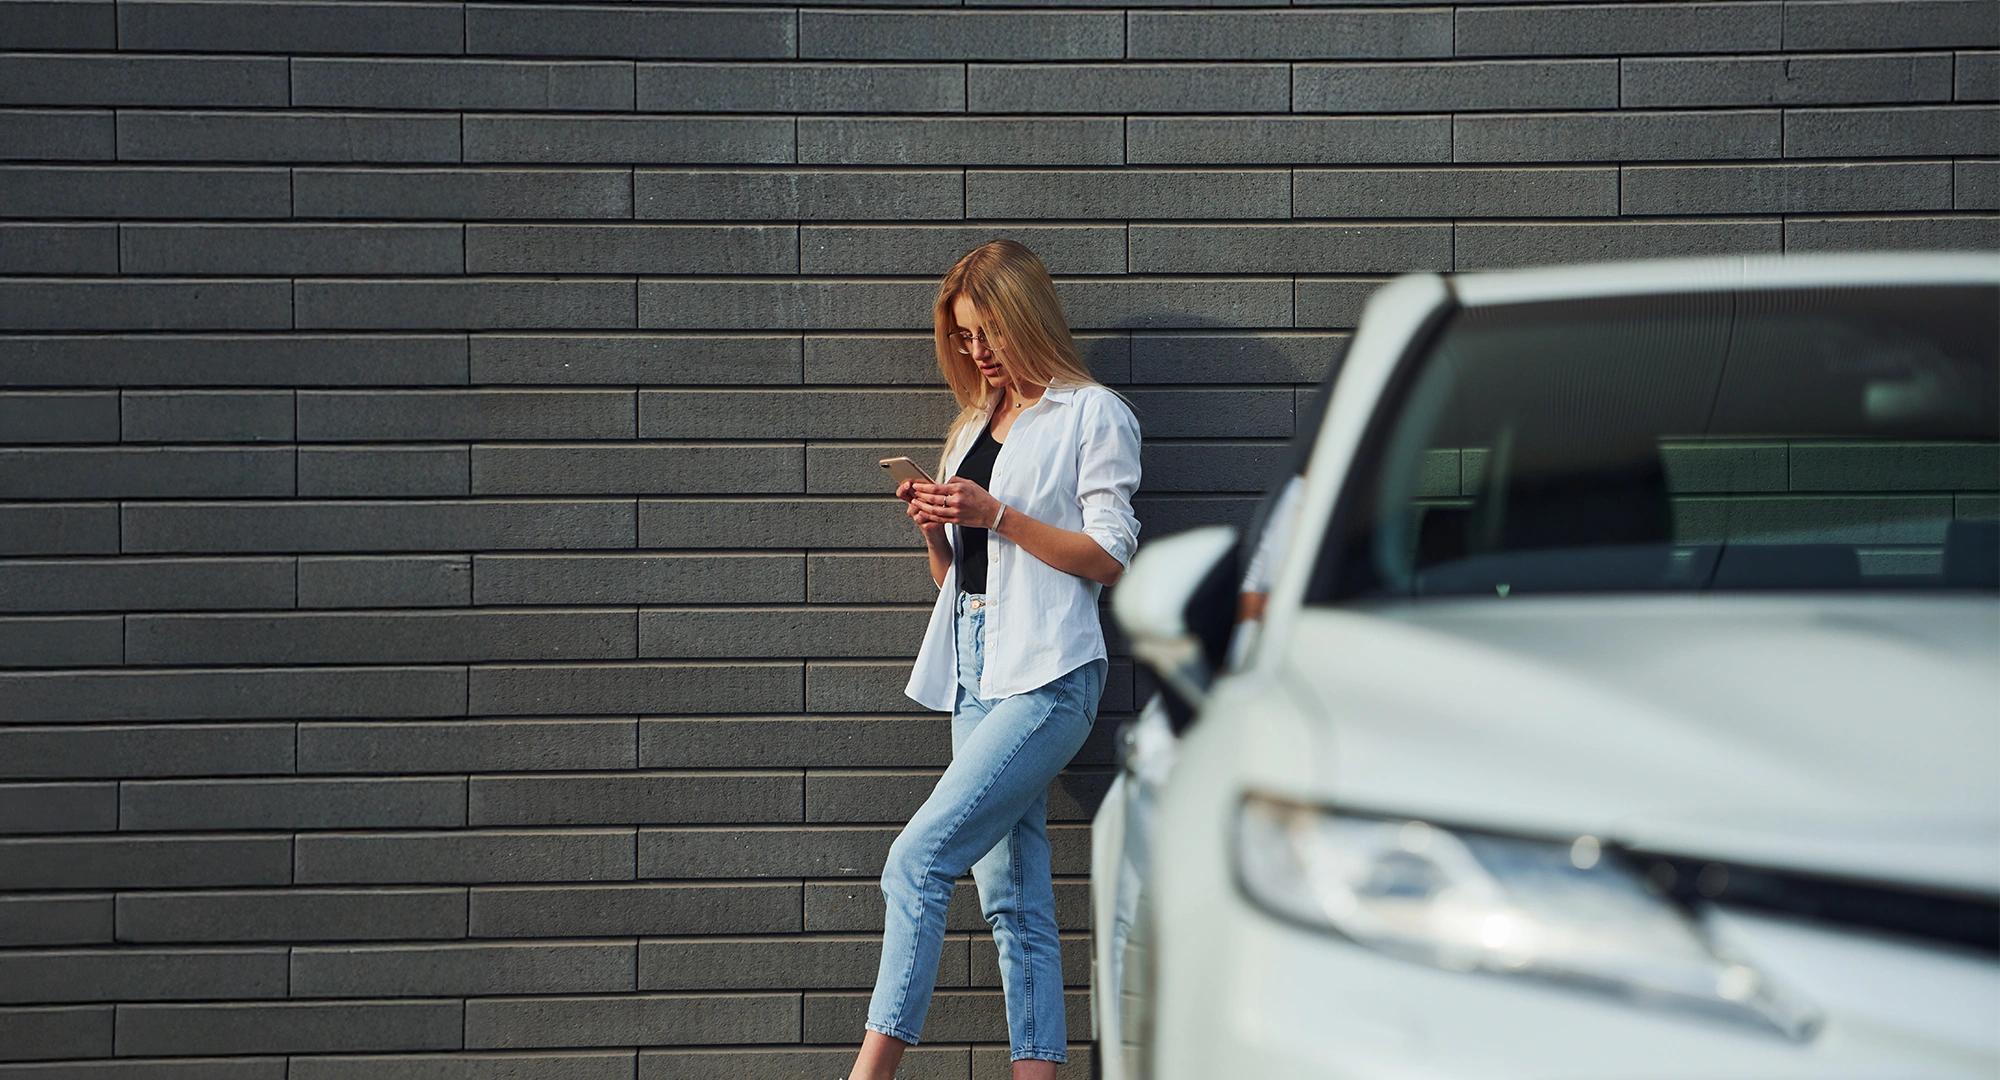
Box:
[898,480,950,546]
[906,478,1004,529]
[903,478,1122,588]
[899,479,952,586]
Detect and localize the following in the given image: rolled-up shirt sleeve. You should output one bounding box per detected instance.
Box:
[1075,391,1143,567]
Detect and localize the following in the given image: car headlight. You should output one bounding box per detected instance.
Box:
[1234,793,1820,1040]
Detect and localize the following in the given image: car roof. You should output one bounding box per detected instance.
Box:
[1449,252,2000,308]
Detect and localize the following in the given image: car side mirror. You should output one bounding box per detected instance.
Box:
[1112,526,1240,732]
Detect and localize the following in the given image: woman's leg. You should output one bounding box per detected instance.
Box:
[849,1030,908,1080]
[852,1033,1056,1080]
[852,603,989,1080]
[861,661,1101,1070]
[970,659,1103,1066]
[970,800,1062,1058]
[861,677,991,1046]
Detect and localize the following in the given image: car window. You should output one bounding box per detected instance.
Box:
[1310,284,1999,600]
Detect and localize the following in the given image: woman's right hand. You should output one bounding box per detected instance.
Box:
[899,480,950,548]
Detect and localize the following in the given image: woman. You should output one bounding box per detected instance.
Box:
[849,240,1142,1080]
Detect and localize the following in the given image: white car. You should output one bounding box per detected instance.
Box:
[1092,254,1999,1080]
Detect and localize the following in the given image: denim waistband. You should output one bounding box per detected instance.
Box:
[956,592,987,614]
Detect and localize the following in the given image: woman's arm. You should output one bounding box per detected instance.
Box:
[908,391,1140,590]
[997,500,1125,586]
[898,479,954,587]
[908,479,1124,588]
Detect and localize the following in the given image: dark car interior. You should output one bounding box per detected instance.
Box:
[1314,283,2000,601]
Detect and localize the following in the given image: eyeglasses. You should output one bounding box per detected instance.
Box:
[952,328,1002,355]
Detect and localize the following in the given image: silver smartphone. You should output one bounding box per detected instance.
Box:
[878,456,935,485]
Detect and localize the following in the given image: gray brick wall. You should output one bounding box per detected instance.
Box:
[0,0,1992,1073]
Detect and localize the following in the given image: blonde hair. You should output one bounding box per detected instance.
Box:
[933,240,1100,464]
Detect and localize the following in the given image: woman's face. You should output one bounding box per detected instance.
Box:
[952,294,1015,393]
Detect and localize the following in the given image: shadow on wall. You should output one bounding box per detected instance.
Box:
[1080,312,1349,542]
[1065,313,1350,818]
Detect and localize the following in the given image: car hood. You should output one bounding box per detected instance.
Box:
[1273,595,2000,895]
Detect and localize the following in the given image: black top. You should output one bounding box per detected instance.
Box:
[954,418,1004,594]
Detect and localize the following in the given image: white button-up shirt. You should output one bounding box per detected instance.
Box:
[905,383,1143,710]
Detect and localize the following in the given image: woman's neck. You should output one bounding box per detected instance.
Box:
[1002,384,1046,411]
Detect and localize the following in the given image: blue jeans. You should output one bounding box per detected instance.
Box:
[867,593,1105,1062]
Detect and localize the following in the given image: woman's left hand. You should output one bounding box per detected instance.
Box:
[910,478,1005,530]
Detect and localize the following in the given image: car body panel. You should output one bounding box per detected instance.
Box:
[1450,252,2000,309]
[1149,657,2000,1078]
[1288,596,2000,893]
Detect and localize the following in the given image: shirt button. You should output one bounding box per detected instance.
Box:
[989,552,999,563]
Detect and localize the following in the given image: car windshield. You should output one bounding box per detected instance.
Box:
[1312,282,1999,601]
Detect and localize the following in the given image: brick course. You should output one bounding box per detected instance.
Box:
[0,0,1990,1073]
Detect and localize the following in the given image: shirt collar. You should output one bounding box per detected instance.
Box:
[982,383,1081,421]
